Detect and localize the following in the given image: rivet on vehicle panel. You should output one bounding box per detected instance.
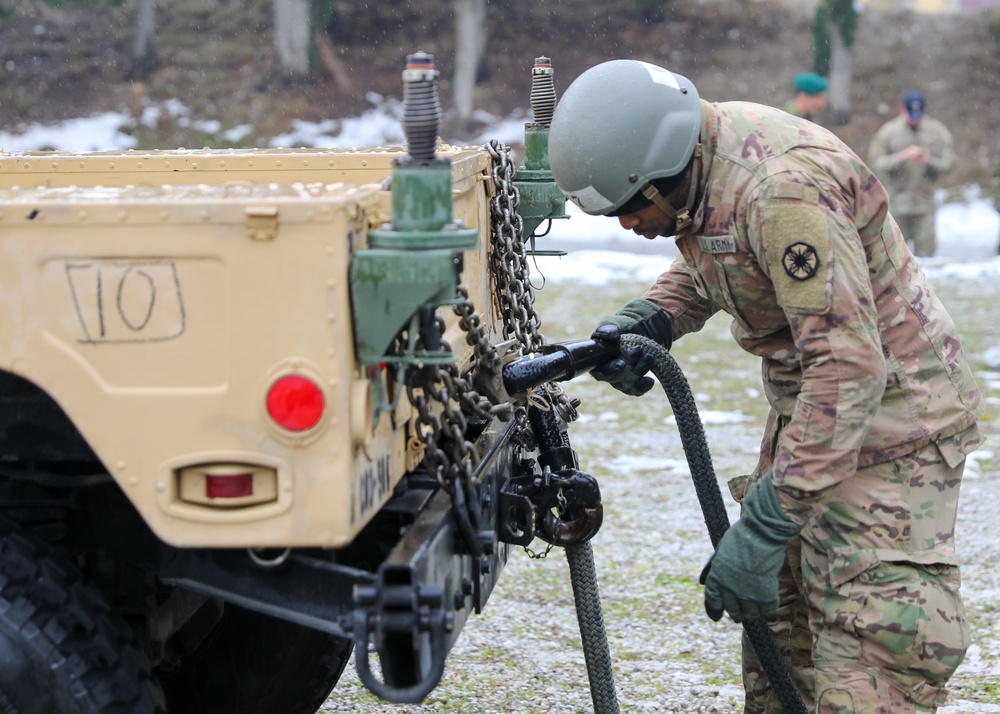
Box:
[155,482,165,492]
[78,210,87,221]
[129,477,137,486]
[78,161,85,168]
[200,209,209,221]
[21,163,29,169]
[247,160,254,167]
[192,163,199,170]
[137,161,143,168]
[220,161,226,168]
[118,460,126,470]
[327,160,335,167]
[109,163,115,169]
[276,160,282,167]
[50,162,57,169]
[361,160,368,166]
[327,312,335,322]
[303,160,309,167]
[117,211,127,221]
[165,161,171,168]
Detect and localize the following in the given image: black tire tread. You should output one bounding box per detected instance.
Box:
[0,520,166,714]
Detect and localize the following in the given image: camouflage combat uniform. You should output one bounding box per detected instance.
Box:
[642,100,983,712]
[867,114,955,258]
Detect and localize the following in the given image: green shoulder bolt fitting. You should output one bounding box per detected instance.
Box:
[350,52,477,366]
[514,57,567,243]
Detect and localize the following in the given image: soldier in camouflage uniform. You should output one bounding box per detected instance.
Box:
[547,61,983,713]
[781,72,828,124]
[867,91,955,258]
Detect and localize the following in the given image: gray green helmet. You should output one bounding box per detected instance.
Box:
[548,60,701,215]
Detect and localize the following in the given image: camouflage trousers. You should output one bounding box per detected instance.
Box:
[896,213,937,258]
[738,440,970,713]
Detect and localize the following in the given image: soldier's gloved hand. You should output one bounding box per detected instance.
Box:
[699,475,801,623]
[590,299,672,397]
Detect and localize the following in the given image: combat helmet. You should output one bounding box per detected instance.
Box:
[548,60,702,218]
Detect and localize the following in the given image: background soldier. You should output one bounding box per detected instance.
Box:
[868,90,955,257]
[781,72,828,123]
[547,60,982,713]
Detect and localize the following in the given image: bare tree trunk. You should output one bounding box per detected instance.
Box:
[828,21,853,125]
[452,0,487,135]
[273,0,311,79]
[313,30,353,95]
[128,0,157,79]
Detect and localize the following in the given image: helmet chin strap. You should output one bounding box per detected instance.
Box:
[639,144,703,234]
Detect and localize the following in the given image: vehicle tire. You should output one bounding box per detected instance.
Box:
[157,602,353,714]
[0,521,167,714]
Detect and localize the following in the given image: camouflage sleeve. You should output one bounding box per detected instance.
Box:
[748,179,887,525]
[867,123,905,177]
[926,120,955,179]
[642,254,719,339]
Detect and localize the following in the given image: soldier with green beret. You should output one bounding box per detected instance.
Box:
[781,72,828,123]
[548,60,982,713]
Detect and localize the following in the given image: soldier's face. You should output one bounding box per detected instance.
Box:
[616,203,676,240]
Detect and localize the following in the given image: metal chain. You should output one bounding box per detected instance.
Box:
[486,139,543,355]
[404,317,483,495]
[397,142,581,546]
[485,139,580,425]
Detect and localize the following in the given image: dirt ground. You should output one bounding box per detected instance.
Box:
[1,0,999,189]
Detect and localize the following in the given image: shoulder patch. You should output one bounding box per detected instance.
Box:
[762,205,830,311]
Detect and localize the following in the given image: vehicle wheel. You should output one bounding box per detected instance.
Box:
[157,602,353,714]
[0,521,166,714]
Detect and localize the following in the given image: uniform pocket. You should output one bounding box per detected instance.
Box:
[851,560,969,682]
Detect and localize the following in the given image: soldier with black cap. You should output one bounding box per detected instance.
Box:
[868,90,955,257]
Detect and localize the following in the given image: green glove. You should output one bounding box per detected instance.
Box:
[592,298,673,346]
[699,475,801,623]
[590,299,672,397]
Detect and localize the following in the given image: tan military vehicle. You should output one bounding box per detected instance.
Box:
[0,54,607,712]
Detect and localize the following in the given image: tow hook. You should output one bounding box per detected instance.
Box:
[500,468,604,547]
[346,564,454,704]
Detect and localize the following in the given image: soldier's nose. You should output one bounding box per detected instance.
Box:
[618,214,640,230]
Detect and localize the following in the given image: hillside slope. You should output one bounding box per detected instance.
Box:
[1,0,999,189]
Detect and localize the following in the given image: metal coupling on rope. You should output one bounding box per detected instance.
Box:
[501,339,619,394]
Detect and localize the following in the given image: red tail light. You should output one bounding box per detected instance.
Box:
[266,375,325,431]
[205,472,254,499]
